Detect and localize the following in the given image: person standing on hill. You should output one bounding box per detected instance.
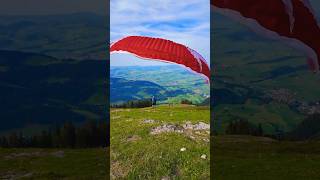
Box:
[151,96,157,108]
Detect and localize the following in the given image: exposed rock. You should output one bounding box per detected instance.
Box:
[201,154,207,159]
[150,122,210,143]
[193,122,210,130]
[150,124,183,135]
[182,121,194,130]
[143,119,156,124]
[202,138,209,143]
[182,122,209,130]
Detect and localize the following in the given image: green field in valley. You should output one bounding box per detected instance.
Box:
[110,66,210,105]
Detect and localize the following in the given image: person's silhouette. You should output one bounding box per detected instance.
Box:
[152,96,157,107]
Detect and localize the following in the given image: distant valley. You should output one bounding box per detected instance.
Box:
[110,66,210,104]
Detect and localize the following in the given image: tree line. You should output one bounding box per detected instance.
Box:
[225,118,264,137]
[111,98,197,108]
[181,99,193,105]
[111,99,152,108]
[286,113,320,141]
[0,120,109,148]
[224,114,320,141]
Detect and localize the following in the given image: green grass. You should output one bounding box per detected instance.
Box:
[111,105,210,179]
[2,135,319,179]
[213,135,320,180]
[0,148,109,179]
[214,99,304,134]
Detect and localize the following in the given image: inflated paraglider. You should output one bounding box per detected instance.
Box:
[211,0,320,72]
[110,36,210,81]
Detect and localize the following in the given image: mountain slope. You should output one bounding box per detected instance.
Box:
[110,77,166,103]
[0,50,107,131]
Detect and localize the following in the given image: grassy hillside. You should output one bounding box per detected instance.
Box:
[0,147,109,179]
[110,105,210,179]
[2,135,319,179]
[213,135,320,180]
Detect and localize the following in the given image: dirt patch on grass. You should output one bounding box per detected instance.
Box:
[4,150,65,159]
[51,151,65,158]
[112,116,122,120]
[127,135,142,142]
[1,171,33,179]
[111,161,131,179]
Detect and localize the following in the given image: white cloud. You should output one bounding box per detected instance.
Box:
[110,0,210,66]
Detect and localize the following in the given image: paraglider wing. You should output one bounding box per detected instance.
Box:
[110,36,210,81]
[211,0,320,72]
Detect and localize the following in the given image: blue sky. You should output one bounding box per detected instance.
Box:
[110,0,210,66]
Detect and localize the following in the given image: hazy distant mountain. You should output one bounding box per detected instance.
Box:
[0,12,108,60]
[0,50,106,131]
